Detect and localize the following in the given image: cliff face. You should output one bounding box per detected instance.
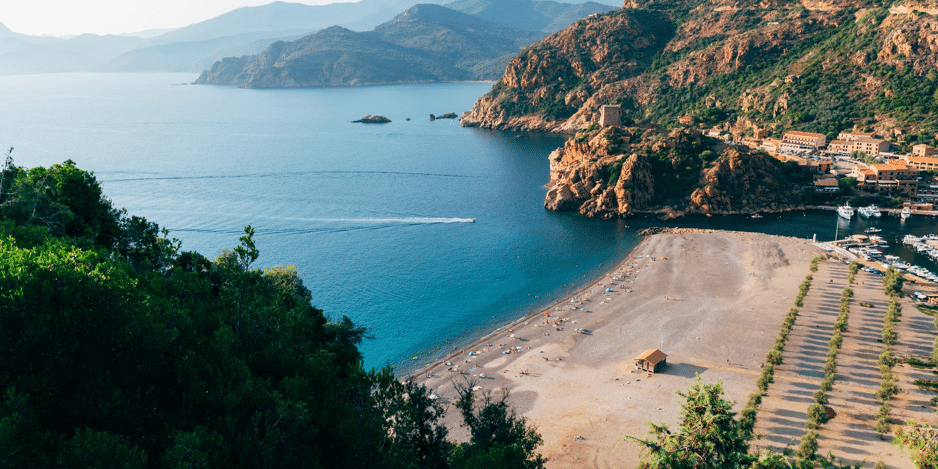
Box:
[545,128,808,218]
[461,0,938,139]
[687,146,805,215]
[461,9,674,132]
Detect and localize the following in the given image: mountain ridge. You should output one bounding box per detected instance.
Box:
[195,0,613,87]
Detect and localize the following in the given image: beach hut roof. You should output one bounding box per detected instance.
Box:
[634,349,667,365]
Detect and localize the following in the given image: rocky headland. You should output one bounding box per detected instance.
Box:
[544,126,810,219]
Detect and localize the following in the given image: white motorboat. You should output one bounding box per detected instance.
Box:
[858,206,873,218]
[901,206,911,219]
[837,203,854,219]
[868,205,882,217]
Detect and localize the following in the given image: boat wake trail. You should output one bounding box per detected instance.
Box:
[167,216,475,236]
[102,170,473,183]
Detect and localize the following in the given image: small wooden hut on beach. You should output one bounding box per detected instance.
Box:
[634,349,667,373]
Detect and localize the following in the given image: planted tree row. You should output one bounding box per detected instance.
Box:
[742,268,820,437]
[798,287,853,463]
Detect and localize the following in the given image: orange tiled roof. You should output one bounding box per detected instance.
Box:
[635,349,668,365]
[905,155,938,164]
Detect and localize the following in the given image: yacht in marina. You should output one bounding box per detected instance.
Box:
[837,203,854,219]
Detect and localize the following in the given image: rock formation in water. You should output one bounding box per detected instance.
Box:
[352,115,392,123]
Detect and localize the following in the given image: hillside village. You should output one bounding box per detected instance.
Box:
[704,121,938,209]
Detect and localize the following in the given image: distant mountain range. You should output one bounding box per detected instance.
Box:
[0,0,617,75]
[194,0,616,87]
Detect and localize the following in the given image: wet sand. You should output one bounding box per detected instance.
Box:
[415,230,823,467]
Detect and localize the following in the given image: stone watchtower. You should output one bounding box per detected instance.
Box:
[600,105,621,127]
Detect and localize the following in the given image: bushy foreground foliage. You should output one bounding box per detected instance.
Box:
[627,379,862,468]
[0,157,544,468]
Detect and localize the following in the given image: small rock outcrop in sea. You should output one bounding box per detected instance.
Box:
[544,126,810,219]
[430,113,458,120]
[352,115,392,124]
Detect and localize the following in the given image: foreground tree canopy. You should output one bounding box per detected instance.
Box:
[0,155,544,468]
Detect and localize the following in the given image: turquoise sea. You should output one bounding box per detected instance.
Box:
[2,73,936,372]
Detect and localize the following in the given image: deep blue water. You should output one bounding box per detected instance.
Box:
[2,73,936,372]
[0,73,643,372]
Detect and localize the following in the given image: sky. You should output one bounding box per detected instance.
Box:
[0,0,356,37]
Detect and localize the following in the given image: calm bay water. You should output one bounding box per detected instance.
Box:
[2,73,936,372]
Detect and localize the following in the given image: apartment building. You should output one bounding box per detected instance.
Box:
[901,154,938,171]
[828,136,890,155]
[854,161,919,197]
[779,131,827,152]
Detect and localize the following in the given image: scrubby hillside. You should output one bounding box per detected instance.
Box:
[462,0,938,143]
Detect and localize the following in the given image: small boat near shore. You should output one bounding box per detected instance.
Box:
[858,206,873,218]
[901,206,911,219]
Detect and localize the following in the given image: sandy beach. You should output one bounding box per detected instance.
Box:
[415,229,824,467]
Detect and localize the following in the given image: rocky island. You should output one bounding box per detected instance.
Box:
[352,115,392,124]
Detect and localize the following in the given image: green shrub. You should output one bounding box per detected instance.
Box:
[806,403,828,428]
[810,255,824,272]
[882,323,897,345]
[820,374,835,392]
[813,389,828,405]
[757,365,775,392]
[875,403,892,434]
[848,261,859,284]
[766,349,784,366]
[877,374,898,400]
[798,430,819,460]
[879,346,895,370]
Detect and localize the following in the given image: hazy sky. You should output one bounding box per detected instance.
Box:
[0,0,356,37]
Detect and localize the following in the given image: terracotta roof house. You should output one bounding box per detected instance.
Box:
[634,349,668,373]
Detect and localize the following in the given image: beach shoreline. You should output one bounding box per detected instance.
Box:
[413,229,824,467]
[408,235,653,382]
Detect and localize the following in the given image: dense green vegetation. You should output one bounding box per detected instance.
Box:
[643,142,719,204]
[0,156,545,468]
